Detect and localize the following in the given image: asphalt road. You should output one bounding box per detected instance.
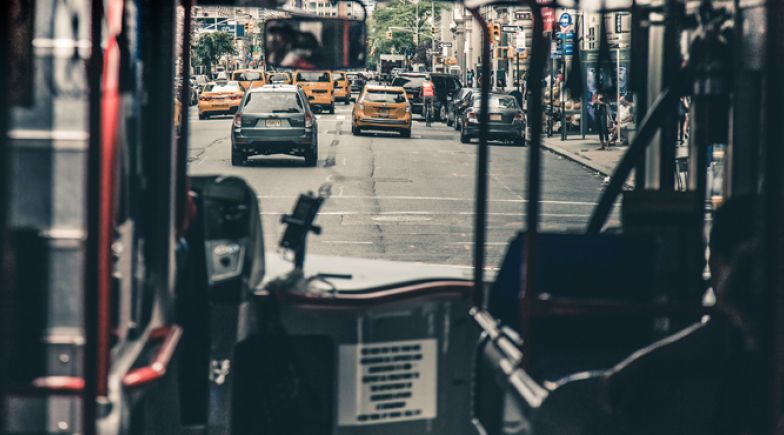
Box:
[188,101,613,270]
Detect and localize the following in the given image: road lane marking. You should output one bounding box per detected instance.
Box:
[321,241,373,245]
[260,211,592,217]
[256,194,598,206]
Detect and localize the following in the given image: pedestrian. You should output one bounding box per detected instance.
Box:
[466,70,474,88]
[618,96,634,145]
[593,93,611,149]
[677,96,690,143]
[421,75,436,127]
[510,83,523,108]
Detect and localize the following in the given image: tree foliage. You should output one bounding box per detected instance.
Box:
[367,0,446,67]
[193,31,236,73]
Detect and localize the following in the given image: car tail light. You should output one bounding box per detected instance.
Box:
[468,111,478,123]
[233,114,242,128]
[230,94,242,100]
[514,112,524,121]
[305,112,313,128]
[200,95,212,101]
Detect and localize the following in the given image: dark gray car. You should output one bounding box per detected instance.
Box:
[459,93,525,146]
[446,87,473,129]
[230,85,319,166]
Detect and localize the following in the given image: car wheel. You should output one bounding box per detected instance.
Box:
[231,149,246,166]
[199,112,207,120]
[400,129,411,138]
[329,105,335,114]
[460,128,470,144]
[305,145,318,167]
[344,98,350,105]
[514,136,525,147]
[351,124,361,135]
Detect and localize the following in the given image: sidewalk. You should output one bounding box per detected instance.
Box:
[541,135,622,176]
[541,135,633,187]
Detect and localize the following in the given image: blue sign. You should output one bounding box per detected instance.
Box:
[559,13,572,29]
[557,31,575,56]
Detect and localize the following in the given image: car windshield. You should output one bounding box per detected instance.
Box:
[204,82,241,92]
[268,73,289,82]
[233,72,263,81]
[297,72,331,82]
[391,76,426,88]
[363,91,404,103]
[244,92,303,113]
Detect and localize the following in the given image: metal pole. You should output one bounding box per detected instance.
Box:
[432,0,436,72]
[468,7,491,308]
[560,60,566,141]
[84,0,104,431]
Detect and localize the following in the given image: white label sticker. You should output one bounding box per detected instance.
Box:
[337,339,437,426]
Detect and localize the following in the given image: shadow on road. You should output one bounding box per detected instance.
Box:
[243,156,310,168]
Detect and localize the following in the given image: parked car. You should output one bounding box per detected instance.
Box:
[231,69,266,91]
[352,85,411,138]
[293,70,335,114]
[197,81,244,119]
[458,93,525,146]
[446,87,474,129]
[390,73,461,121]
[230,85,318,166]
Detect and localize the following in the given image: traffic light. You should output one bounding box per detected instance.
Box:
[244,22,251,34]
[386,31,393,40]
[492,23,501,43]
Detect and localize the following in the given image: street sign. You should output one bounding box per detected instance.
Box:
[515,11,532,21]
[502,25,519,34]
[515,30,526,54]
[440,42,452,48]
[559,13,572,29]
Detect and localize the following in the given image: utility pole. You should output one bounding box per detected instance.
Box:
[431,0,436,72]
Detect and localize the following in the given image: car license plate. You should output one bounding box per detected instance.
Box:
[490,114,503,121]
[266,119,282,127]
[378,109,388,118]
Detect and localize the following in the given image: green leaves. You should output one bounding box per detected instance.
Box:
[192,32,236,71]
[366,0,446,67]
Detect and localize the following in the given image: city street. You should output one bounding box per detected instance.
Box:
[188,101,612,268]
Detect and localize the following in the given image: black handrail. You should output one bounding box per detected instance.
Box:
[468,7,491,308]
[518,0,547,370]
[84,0,105,433]
[176,0,194,237]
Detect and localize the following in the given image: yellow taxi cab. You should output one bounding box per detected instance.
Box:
[266,71,293,84]
[197,80,245,120]
[231,69,266,91]
[332,71,350,105]
[351,85,411,138]
[293,70,335,114]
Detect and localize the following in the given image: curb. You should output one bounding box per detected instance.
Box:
[540,139,635,189]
